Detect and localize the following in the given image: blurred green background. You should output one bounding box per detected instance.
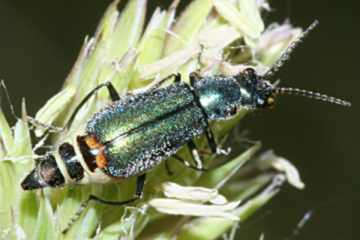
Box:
[0,0,358,239]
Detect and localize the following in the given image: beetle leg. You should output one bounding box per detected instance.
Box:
[131,73,182,95]
[24,82,119,136]
[64,82,120,130]
[204,127,217,154]
[197,44,205,69]
[189,71,202,86]
[187,140,204,169]
[148,73,182,90]
[174,126,229,172]
[173,154,207,172]
[27,116,64,134]
[134,174,146,198]
[204,127,231,156]
[164,161,173,176]
[62,174,146,234]
[188,74,230,156]
[158,73,181,84]
[188,44,205,86]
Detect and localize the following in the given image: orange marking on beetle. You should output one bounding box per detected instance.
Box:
[84,135,102,149]
[96,153,108,168]
[84,135,108,168]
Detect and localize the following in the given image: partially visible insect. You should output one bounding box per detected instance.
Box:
[20,20,350,232]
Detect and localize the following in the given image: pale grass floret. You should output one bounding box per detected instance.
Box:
[0,0,306,239]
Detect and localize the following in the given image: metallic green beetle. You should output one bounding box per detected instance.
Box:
[20,69,350,195]
[20,21,350,232]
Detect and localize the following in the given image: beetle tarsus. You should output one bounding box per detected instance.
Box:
[62,174,146,234]
[173,154,207,172]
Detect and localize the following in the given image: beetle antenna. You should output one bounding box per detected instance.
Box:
[265,20,319,78]
[275,87,351,107]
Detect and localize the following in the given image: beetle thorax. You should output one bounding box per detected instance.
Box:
[194,76,243,120]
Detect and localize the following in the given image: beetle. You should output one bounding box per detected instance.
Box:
[21,20,350,231]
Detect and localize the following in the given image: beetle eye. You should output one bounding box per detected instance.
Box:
[266,96,276,108]
[244,67,255,76]
[229,107,237,115]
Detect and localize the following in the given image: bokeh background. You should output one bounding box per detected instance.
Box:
[0,0,358,239]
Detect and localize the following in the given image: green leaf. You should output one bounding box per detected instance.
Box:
[213,0,263,40]
[62,0,147,125]
[136,8,172,66]
[0,161,16,233]
[96,206,147,240]
[31,196,57,240]
[108,0,147,62]
[0,1,306,239]
[237,0,264,36]
[96,0,147,91]
[18,192,39,238]
[0,108,14,156]
[10,119,31,158]
[34,86,76,136]
[165,0,213,55]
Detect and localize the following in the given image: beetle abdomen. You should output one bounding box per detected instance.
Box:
[104,103,206,177]
[85,83,207,178]
[86,83,195,143]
